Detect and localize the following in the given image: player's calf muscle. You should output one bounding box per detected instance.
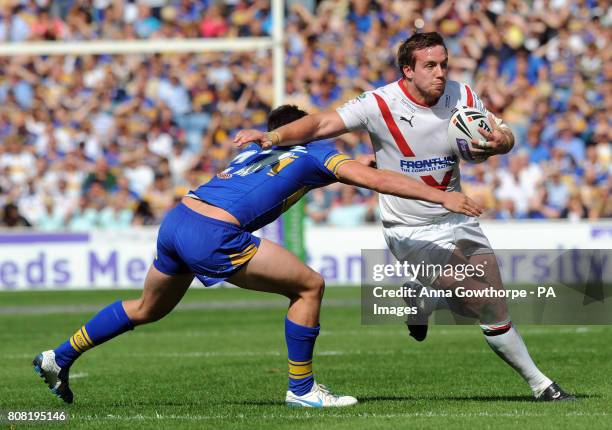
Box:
[123,299,164,325]
[123,269,193,325]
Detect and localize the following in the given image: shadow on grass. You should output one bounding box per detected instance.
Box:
[360,395,532,403]
[231,400,286,406]
[90,393,596,407]
[359,393,595,403]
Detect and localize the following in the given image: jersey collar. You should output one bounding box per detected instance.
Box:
[397,79,436,108]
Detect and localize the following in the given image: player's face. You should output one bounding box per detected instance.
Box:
[405,45,448,103]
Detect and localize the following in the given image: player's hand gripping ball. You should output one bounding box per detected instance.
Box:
[448,106,492,164]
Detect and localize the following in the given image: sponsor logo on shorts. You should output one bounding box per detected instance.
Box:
[216,172,233,179]
[400,156,456,173]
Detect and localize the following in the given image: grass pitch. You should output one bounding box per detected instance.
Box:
[1,287,610,429]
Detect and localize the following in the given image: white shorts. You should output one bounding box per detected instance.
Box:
[383,213,492,286]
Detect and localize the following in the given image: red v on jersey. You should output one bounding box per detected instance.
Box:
[373,93,415,157]
[420,170,453,190]
[335,79,475,225]
[465,84,474,107]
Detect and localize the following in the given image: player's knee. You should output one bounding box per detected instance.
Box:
[315,273,326,299]
[303,272,325,301]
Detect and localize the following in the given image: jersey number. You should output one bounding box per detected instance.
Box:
[227,150,299,177]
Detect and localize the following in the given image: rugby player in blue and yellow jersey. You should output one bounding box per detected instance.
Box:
[33,105,482,407]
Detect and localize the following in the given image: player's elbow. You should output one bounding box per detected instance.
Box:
[367,173,390,194]
[359,174,388,194]
[341,173,382,193]
[336,163,387,193]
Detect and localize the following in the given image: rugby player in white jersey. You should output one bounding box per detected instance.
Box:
[234,32,574,401]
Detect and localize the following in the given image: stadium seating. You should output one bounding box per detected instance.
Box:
[0,0,609,229]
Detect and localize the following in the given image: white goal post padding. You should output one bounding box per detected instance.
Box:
[0,0,285,106]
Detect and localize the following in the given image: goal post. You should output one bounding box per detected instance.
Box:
[0,0,286,107]
[1,0,307,261]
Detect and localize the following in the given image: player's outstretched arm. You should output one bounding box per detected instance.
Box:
[234,112,348,149]
[336,161,483,218]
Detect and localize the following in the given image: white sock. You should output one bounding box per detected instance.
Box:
[481,322,552,397]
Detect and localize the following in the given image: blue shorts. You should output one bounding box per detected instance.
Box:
[153,203,261,287]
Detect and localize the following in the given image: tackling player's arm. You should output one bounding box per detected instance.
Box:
[335,160,483,217]
[234,112,347,149]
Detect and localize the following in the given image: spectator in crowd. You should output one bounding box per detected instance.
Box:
[306,188,332,225]
[327,185,374,227]
[67,196,99,231]
[132,200,156,226]
[37,197,66,231]
[2,203,31,228]
[0,0,609,230]
[98,190,134,229]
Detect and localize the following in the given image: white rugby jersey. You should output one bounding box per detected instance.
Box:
[337,79,491,227]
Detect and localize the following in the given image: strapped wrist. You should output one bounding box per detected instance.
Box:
[265,131,281,146]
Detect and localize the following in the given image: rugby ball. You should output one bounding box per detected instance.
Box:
[448,106,491,163]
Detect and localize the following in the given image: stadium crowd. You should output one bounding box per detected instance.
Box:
[0,0,610,230]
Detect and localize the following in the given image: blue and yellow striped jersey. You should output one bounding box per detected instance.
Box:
[189,142,352,232]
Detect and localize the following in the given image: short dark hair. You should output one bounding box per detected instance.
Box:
[267,104,308,131]
[397,32,447,77]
